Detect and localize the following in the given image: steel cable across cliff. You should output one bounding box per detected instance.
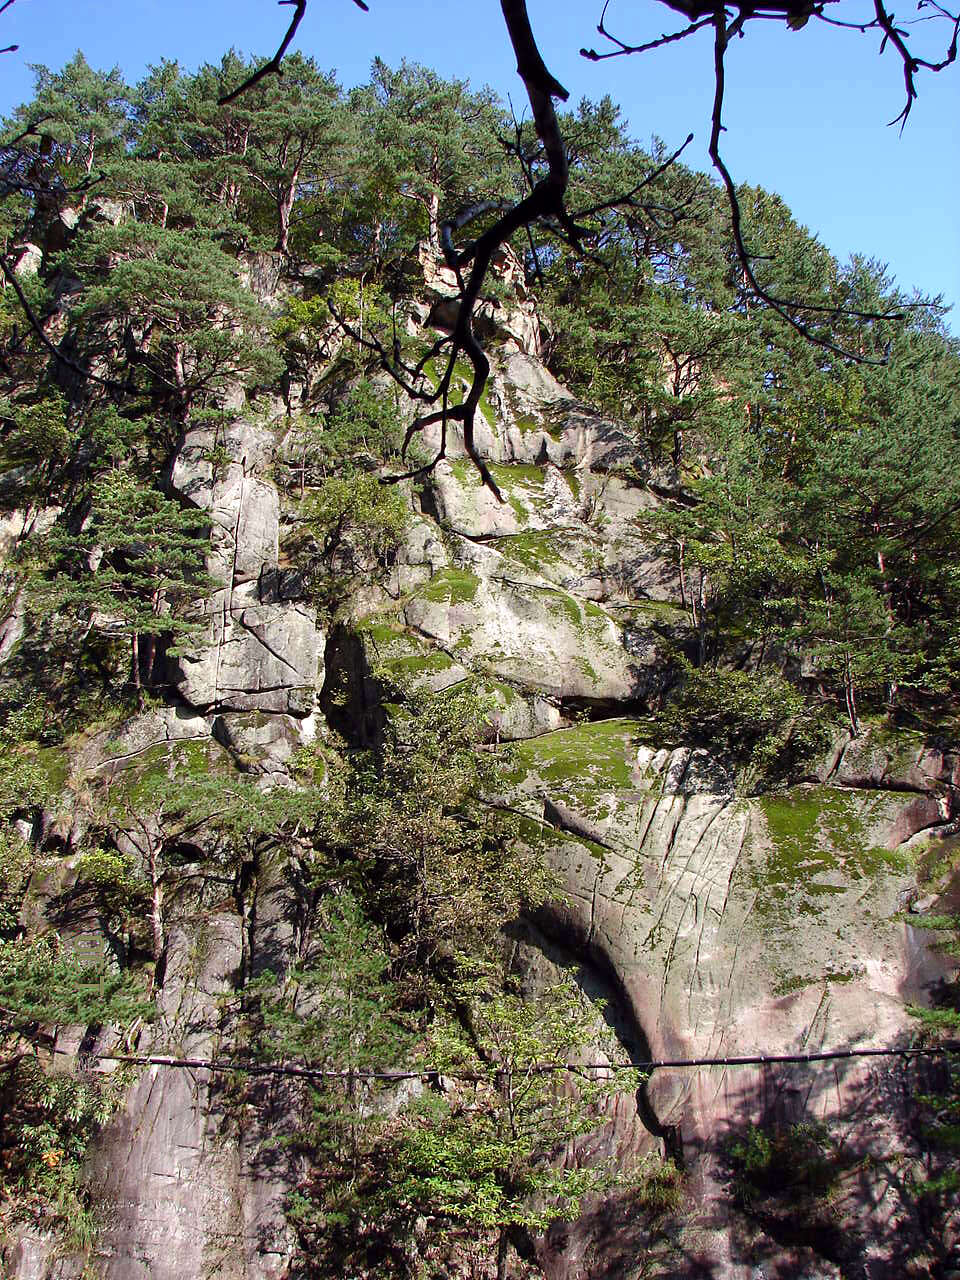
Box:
[49,1041,960,1082]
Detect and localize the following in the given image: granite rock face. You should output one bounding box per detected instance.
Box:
[4,252,958,1280]
[169,420,323,719]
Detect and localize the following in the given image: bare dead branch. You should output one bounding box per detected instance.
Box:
[575,0,958,355]
[218,0,369,106]
[218,1,308,105]
[706,13,898,362]
[365,0,577,499]
[326,298,444,404]
[872,0,960,127]
[582,0,715,60]
[572,131,694,219]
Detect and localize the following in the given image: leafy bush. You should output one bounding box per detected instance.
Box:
[656,658,832,781]
[0,938,150,1248]
[309,681,558,975]
[279,382,407,494]
[294,468,410,612]
[0,1056,129,1250]
[727,1121,842,1208]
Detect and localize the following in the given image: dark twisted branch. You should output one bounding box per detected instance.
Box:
[362,0,578,498]
[582,0,716,59]
[572,131,694,219]
[0,0,17,52]
[707,9,900,361]
[871,0,960,126]
[581,0,958,358]
[218,0,369,106]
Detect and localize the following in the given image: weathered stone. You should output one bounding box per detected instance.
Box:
[212,710,307,772]
[169,418,324,719]
[82,916,295,1280]
[404,565,642,702]
[11,242,42,277]
[175,586,322,716]
[75,705,214,777]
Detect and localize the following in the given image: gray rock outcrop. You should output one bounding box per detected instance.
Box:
[4,249,957,1280]
[169,420,323,720]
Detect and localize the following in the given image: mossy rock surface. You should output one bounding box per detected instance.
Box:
[111,737,232,794]
[415,567,481,605]
[750,785,908,921]
[423,357,498,427]
[505,718,639,821]
[489,529,566,573]
[355,617,470,694]
[404,564,639,702]
[34,744,69,794]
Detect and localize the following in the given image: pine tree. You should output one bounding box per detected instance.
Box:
[38,471,211,695]
[63,217,282,418]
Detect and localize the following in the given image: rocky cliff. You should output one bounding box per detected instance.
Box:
[3,247,958,1280]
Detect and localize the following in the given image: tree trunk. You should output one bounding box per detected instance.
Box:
[428,190,440,255]
[171,343,188,422]
[877,549,898,708]
[148,836,165,991]
[144,634,156,688]
[277,161,301,254]
[844,654,862,737]
[496,1227,509,1280]
[277,190,293,253]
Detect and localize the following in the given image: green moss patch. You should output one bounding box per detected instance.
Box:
[528,587,617,648]
[488,463,548,526]
[422,358,497,428]
[752,785,908,918]
[562,470,581,501]
[418,568,481,606]
[357,619,462,686]
[772,967,865,996]
[505,718,639,820]
[356,619,408,647]
[104,737,231,807]
[476,678,521,707]
[34,745,69,793]
[492,530,565,573]
[629,599,689,623]
[386,651,458,678]
[514,413,540,434]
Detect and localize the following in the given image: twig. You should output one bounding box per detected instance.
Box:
[218,0,369,106]
[707,11,898,362]
[572,131,695,219]
[582,0,715,60]
[872,0,960,128]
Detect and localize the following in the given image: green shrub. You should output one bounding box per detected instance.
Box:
[293,468,410,612]
[656,658,832,781]
[727,1121,842,1208]
[0,938,151,1248]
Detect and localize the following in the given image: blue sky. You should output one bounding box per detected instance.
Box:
[1,0,957,329]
